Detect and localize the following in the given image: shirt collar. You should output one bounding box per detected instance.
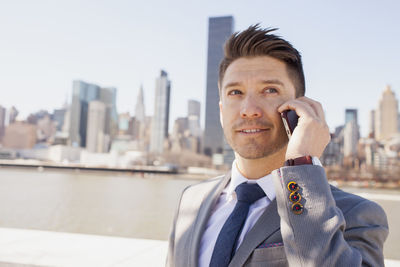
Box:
[225,159,276,202]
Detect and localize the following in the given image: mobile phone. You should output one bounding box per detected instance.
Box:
[281,110,299,139]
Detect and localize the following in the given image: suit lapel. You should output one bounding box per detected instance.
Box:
[189,172,231,267]
[229,198,281,267]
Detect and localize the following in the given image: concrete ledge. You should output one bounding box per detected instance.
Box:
[0,227,167,266]
[0,227,398,266]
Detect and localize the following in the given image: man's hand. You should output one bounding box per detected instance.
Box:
[278,97,331,160]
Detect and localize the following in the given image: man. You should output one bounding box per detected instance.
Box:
[167,25,388,267]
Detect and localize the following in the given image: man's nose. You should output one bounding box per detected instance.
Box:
[240,96,262,118]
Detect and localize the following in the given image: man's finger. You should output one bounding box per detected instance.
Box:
[297,97,326,121]
[277,99,318,120]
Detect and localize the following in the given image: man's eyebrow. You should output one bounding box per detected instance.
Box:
[223,79,284,89]
[260,79,284,86]
[223,82,242,89]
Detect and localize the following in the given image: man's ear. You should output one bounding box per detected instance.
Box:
[219,100,224,127]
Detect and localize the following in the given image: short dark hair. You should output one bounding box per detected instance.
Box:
[219,24,305,97]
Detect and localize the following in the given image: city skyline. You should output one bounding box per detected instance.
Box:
[1,79,399,139]
[1,1,400,137]
[1,81,400,173]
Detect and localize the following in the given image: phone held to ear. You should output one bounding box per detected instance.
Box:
[281,110,299,139]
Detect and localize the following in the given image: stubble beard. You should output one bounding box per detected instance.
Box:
[224,125,288,160]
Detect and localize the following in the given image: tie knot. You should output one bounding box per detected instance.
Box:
[235,182,266,204]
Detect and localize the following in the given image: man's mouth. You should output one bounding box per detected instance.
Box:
[237,128,269,134]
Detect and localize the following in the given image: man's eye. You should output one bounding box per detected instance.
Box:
[264,88,278,94]
[227,90,242,95]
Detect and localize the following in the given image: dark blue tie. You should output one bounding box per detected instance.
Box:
[209,182,266,267]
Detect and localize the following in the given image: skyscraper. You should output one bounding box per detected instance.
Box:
[86,100,107,153]
[343,120,358,157]
[69,80,100,147]
[100,87,118,139]
[203,16,234,158]
[69,80,117,149]
[188,99,201,137]
[375,85,398,140]
[135,85,146,124]
[345,109,358,125]
[343,109,359,157]
[150,70,171,154]
[134,85,146,145]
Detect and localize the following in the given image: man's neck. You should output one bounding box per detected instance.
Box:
[235,148,286,180]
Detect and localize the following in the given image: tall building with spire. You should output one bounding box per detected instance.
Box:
[375,85,398,140]
[203,16,234,161]
[150,70,171,154]
[135,85,146,121]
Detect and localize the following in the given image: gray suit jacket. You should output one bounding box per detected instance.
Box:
[167,165,389,267]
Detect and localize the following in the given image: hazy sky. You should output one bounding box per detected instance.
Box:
[1,0,399,137]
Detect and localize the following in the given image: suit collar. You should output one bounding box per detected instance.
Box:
[229,159,276,202]
[189,172,231,267]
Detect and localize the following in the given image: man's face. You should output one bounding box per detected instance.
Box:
[219,56,297,159]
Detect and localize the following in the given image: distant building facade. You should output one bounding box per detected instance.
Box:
[69,80,117,150]
[369,110,375,138]
[99,86,118,141]
[2,122,37,149]
[150,71,171,154]
[343,109,359,157]
[53,108,66,132]
[133,85,147,147]
[135,85,146,125]
[203,16,234,159]
[188,99,201,138]
[343,120,358,157]
[345,108,357,124]
[375,85,398,141]
[8,106,19,125]
[0,105,6,140]
[321,133,341,166]
[86,101,107,153]
[36,114,56,143]
[69,80,100,147]
[118,112,131,136]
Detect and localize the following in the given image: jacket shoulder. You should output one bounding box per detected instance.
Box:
[181,174,225,196]
[330,185,386,218]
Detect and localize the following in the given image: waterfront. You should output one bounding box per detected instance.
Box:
[0,167,399,260]
[0,167,197,241]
